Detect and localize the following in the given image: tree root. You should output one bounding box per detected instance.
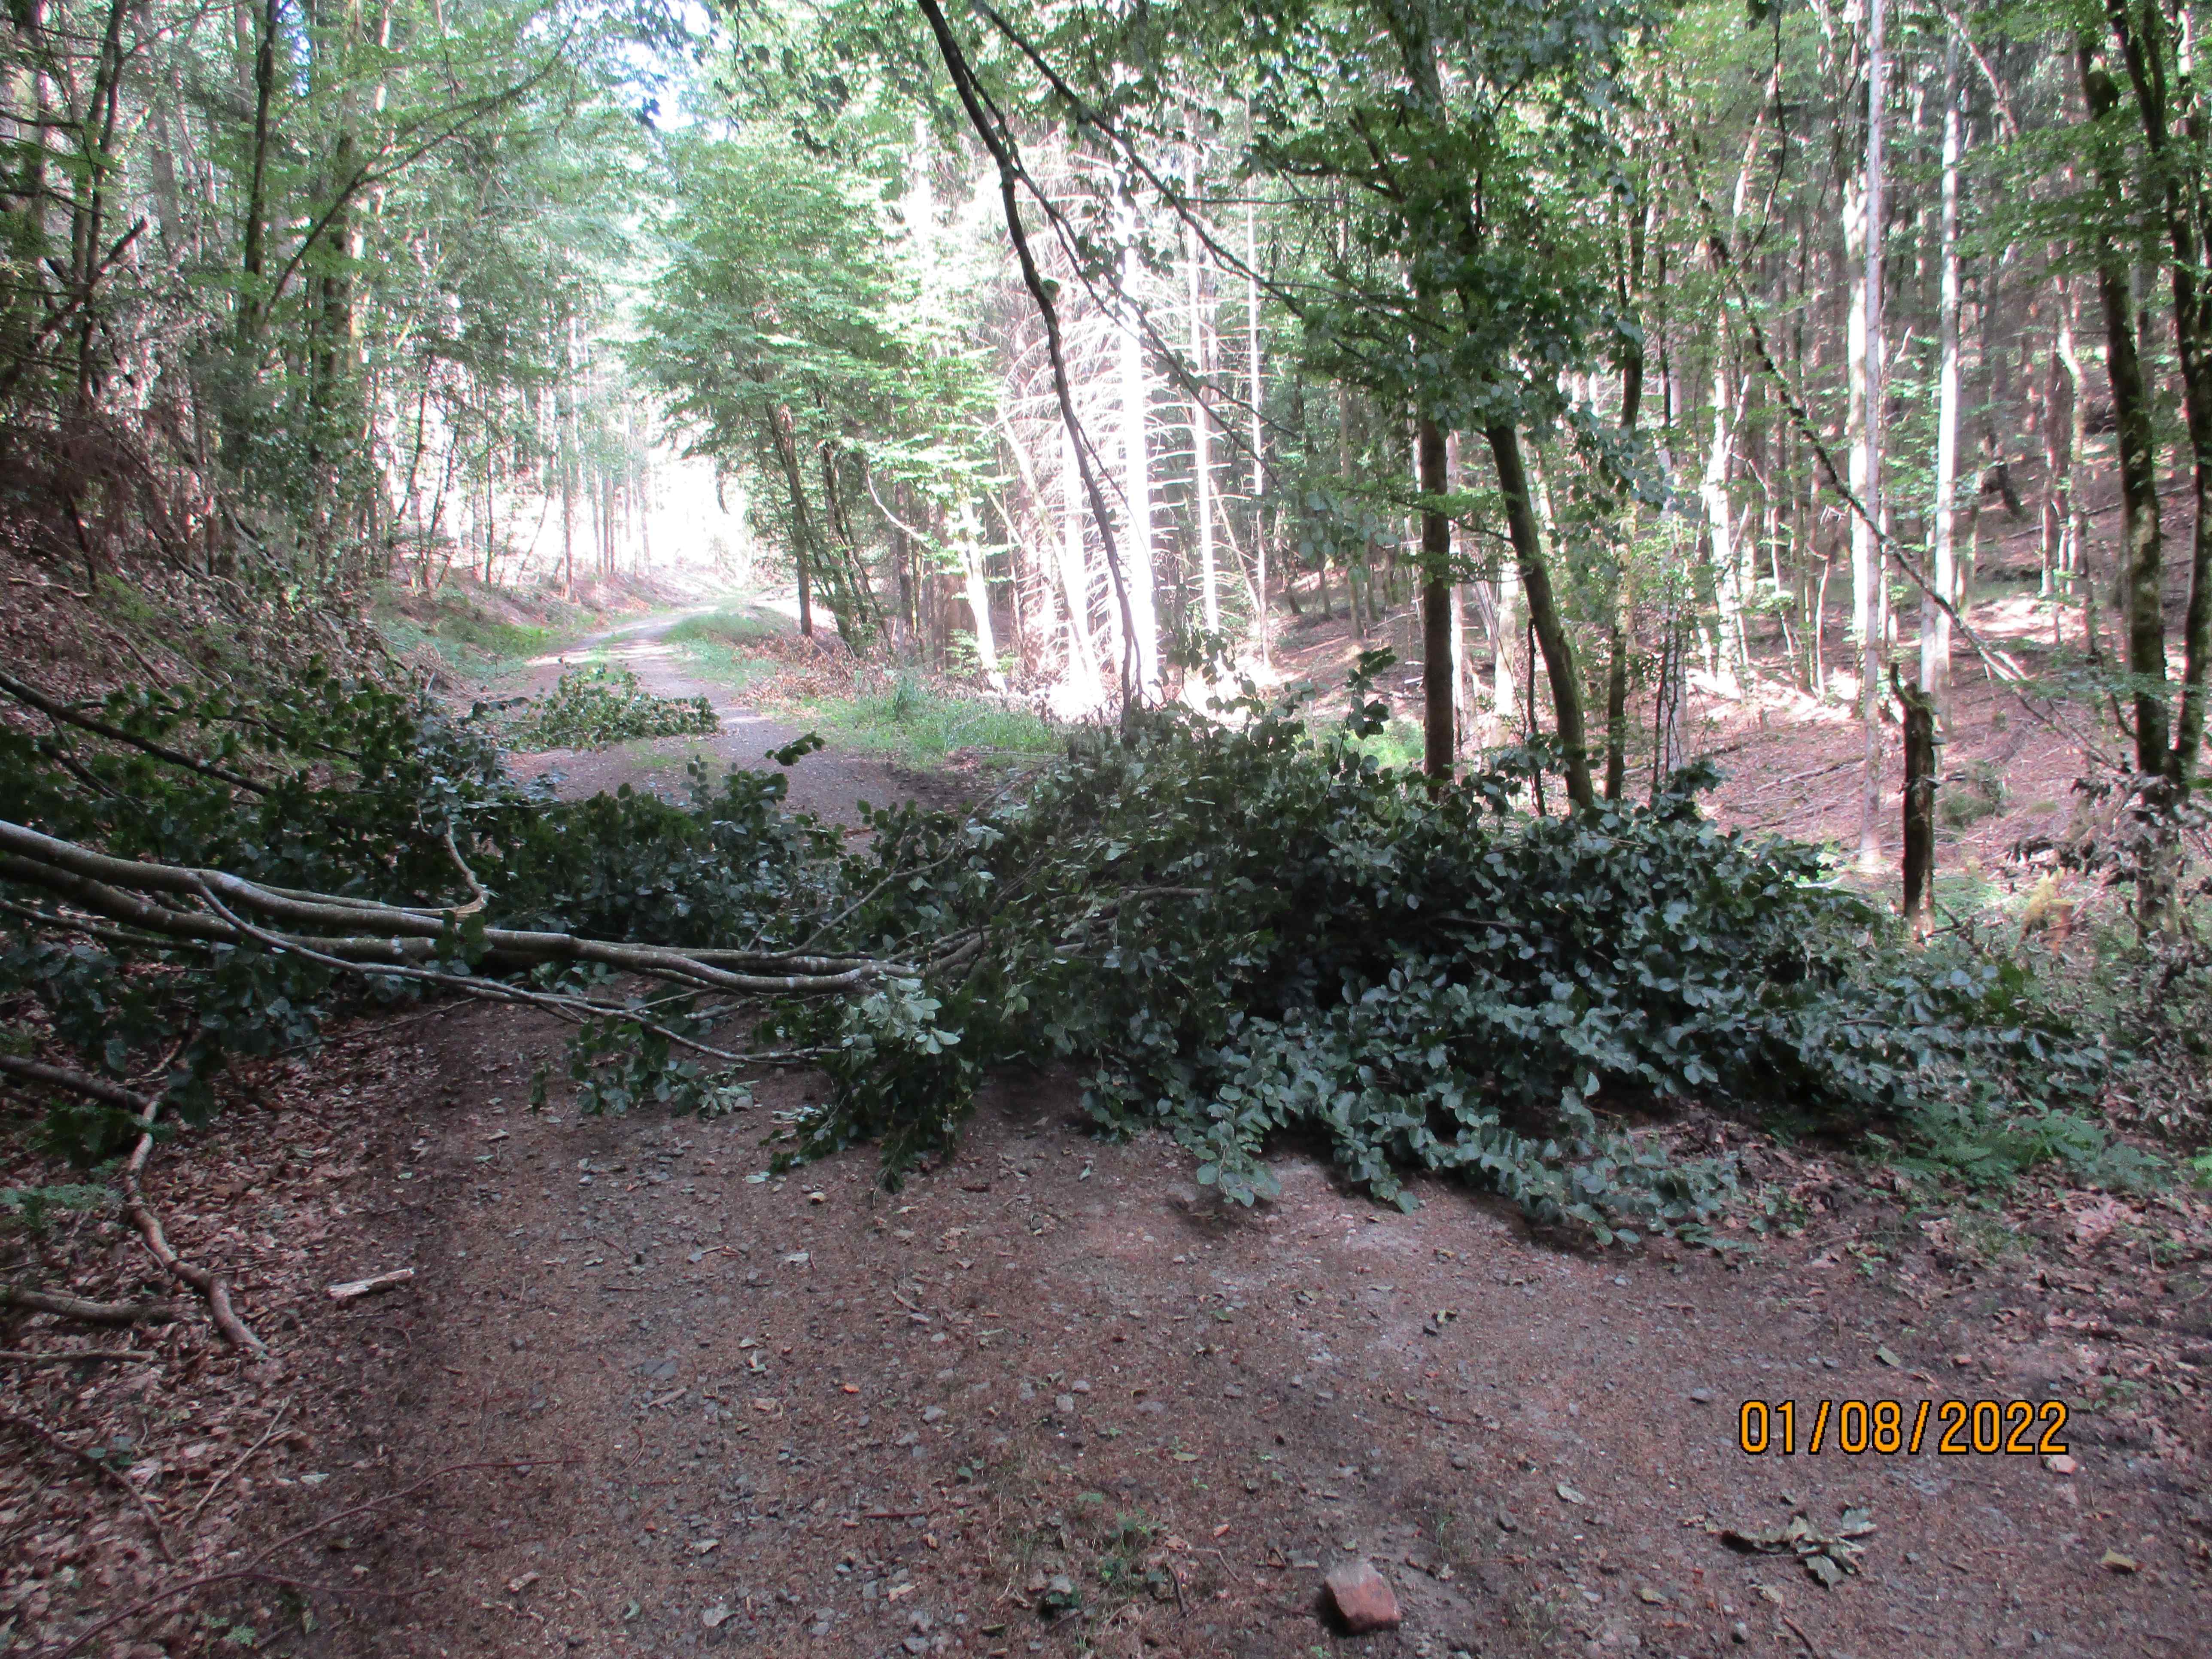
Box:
[0,1055,267,1353]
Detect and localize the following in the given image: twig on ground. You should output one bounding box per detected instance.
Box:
[0,1283,186,1326]
[0,1347,159,1364]
[186,1397,293,1526]
[43,1457,570,1659]
[0,1404,175,1562]
[326,1269,414,1301]
[0,1057,266,1351]
[121,1085,266,1354]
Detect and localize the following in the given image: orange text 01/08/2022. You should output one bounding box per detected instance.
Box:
[1736,1398,2069,1456]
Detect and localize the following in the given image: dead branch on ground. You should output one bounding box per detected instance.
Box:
[0,1055,264,1352]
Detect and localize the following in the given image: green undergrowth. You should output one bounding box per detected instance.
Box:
[0,652,2148,1243]
[666,635,783,696]
[797,670,1058,766]
[504,664,718,748]
[372,582,583,669]
[661,603,790,650]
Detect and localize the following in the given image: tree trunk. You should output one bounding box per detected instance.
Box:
[222,0,281,472]
[2103,0,2212,782]
[1419,416,1453,779]
[1702,352,1746,691]
[1486,423,1593,808]
[1605,240,1646,802]
[1850,0,1891,875]
[1899,668,1936,938]
[767,401,817,638]
[1185,202,1218,638]
[1119,235,1158,696]
[1921,31,1964,725]
[1245,175,1268,668]
[2080,49,2169,772]
[1059,419,1101,706]
[958,500,1002,690]
[1493,551,1520,730]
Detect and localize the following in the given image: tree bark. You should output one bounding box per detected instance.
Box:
[1245,169,1268,668]
[2102,0,2212,782]
[1898,668,1936,938]
[1058,419,1101,706]
[1851,0,1891,875]
[767,401,817,638]
[1185,192,1218,638]
[2080,49,2169,772]
[1486,423,1593,808]
[1119,233,1158,695]
[221,0,280,472]
[1419,416,1453,779]
[1921,31,1964,725]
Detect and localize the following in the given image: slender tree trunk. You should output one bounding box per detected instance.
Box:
[222,0,280,472]
[957,499,1002,690]
[1419,416,1453,778]
[1900,669,1936,936]
[1921,31,1964,725]
[1605,239,1645,801]
[1185,198,1218,639]
[1245,176,1268,668]
[1703,352,1746,691]
[1446,432,1470,753]
[1851,0,1891,875]
[1059,418,1100,706]
[2057,277,2100,658]
[2103,0,2212,781]
[2081,48,2169,772]
[1486,423,1593,808]
[559,363,576,598]
[1493,547,1520,729]
[1119,234,1158,695]
[767,401,817,638]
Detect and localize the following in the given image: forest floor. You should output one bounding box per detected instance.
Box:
[6,581,2212,1659]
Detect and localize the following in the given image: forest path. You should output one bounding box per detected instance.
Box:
[315,1018,2206,1659]
[502,596,967,825]
[286,622,2209,1659]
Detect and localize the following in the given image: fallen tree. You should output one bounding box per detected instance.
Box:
[0,654,2116,1257]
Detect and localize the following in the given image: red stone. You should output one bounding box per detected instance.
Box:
[1323,1560,1401,1633]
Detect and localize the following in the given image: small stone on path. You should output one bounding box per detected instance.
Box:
[1323,1560,1401,1633]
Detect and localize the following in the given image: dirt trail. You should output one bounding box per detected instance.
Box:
[312,1028,2206,1659]
[501,605,959,826]
[213,611,2198,1659]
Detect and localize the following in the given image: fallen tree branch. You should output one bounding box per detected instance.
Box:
[0,1285,186,1326]
[0,1347,160,1363]
[0,819,896,993]
[123,1087,266,1355]
[0,1056,265,1353]
[0,669,269,796]
[1,1403,176,1562]
[326,1268,414,1301]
